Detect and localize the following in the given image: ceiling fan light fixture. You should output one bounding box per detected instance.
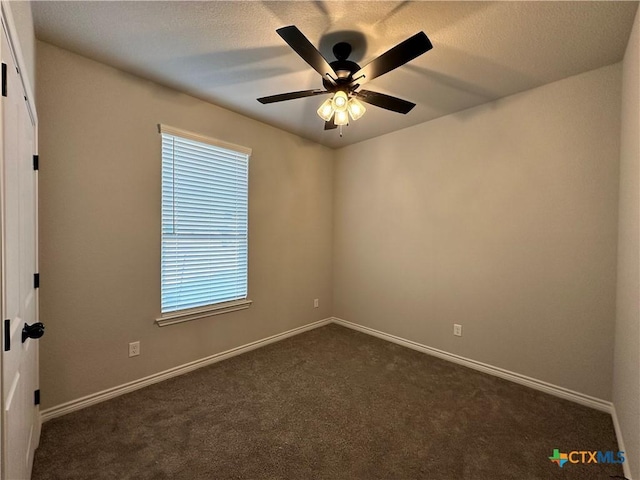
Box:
[259,26,433,134]
[347,98,366,121]
[334,109,349,126]
[317,98,334,122]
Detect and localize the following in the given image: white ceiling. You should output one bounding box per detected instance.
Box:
[32,1,638,148]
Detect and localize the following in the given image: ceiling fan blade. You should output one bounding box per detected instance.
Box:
[277,26,338,80]
[355,90,416,114]
[349,32,432,87]
[324,114,338,130]
[257,89,329,104]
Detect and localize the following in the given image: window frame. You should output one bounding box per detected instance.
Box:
[155,124,252,327]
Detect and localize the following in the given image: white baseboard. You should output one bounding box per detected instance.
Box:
[41,315,632,475]
[331,317,613,413]
[611,404,633,479]
[42,315,615,425]
[40,317,332,422]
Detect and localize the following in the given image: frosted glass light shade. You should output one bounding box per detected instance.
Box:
[347,98,366,121]
[317,98,334,121]
[334,109,349,126]
[332,91,348,112]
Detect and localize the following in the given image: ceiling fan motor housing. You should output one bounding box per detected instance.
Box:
[323,43,361,91]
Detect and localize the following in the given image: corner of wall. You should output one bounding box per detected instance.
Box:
[613,6,640,479]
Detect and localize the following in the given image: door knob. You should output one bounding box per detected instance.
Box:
[22,322,44,343]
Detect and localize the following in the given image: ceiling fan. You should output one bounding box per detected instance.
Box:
[257,25,433,133]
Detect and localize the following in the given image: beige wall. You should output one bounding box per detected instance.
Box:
[36,24,631,429]
[333,64,621,401]
[614,8,640,478]
[36,41,334,409]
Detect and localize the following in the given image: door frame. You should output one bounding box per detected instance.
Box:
[0,2,39,479]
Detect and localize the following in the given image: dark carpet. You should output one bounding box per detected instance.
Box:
[32,324,624,479]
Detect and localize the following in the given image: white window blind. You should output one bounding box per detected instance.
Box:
[160,126,249,314]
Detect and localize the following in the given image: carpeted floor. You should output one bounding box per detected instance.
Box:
[32,324,624,479]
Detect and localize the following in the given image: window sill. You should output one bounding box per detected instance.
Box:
[155,299,253,327]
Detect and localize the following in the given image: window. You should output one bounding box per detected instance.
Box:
[157,125,251,326]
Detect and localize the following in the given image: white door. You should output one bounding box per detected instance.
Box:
[1,20,40,480]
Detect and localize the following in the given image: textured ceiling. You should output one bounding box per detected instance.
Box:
[32,1,638,148]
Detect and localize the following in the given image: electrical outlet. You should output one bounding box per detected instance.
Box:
[129,341,140,357]
[453,324,462,337]
[314,298,319,308]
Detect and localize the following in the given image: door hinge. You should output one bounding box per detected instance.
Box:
[1,63,6,97]
[34,389,40,406]
[34,273,40,289]
[3,319,9,351]
[33,155,39,171]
